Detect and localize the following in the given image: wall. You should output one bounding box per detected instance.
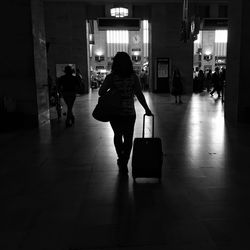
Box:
[151,3,193,93]
[44,2,90,93]
[225,0,242,124]
[31,0,50,125]
[44,2,194,94]
[237,0,250,123]
[0,0,48,127]
[89,20,146,73]
[0,1,36,112]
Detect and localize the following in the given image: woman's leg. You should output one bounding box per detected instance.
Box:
[110,116,136,173]
[110,119,124,160]
[122,116,136,167]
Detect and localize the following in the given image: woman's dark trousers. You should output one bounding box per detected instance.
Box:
[110,115,136,168]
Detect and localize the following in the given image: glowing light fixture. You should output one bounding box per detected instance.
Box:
[204,49,212,55]
[95,49,103,56]
[110,7,128,18]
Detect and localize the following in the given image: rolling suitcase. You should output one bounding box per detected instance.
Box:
[132,114,163,182]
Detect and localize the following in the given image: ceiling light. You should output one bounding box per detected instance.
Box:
[110,7,128,18]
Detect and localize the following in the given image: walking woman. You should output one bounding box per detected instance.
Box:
[98,52,152,175]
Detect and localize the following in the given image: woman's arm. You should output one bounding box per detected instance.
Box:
[134,75,152,115]
[98,74,112,96]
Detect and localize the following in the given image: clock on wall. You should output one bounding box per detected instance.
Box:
[132,34,141,44]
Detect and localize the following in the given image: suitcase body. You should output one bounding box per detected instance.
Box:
[132,115,163,181]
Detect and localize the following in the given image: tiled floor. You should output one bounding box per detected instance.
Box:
[1,90,250,250]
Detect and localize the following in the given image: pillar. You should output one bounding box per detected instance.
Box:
[151,3,193,94]
[225,0,250,124]
[0,0,49,129]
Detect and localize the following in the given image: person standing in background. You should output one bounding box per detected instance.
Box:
[204,69,212,92]
[171,68,183,104]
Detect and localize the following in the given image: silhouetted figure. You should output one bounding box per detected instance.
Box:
[98,52,152,175]
[197,69,205,92]
[220,67,226,101]
[140,69,147,90]
[47,69,53,103]
[193,67,201,93]
[210,67,222,98]
[171,68,183,104]
[204,69,212,92]
[57,65,79,127]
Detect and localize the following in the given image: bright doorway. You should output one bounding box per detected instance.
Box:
[86,19,150,91]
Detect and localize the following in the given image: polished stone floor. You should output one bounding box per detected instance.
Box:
[1,90,250,250]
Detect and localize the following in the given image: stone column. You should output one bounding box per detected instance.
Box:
[225,0,250,124]
[31,0,50,126]
[151,3,193,94]
[0,0,49,128]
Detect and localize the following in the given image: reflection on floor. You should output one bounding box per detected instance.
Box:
[1,90,250,250]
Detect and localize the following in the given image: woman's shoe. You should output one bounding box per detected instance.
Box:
[117,159,128,175]
[119,165,128,175]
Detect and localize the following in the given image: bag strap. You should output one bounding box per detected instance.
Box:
[142,114,154,138]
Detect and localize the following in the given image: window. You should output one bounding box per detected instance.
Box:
[143,20,149,44]
[106,30,129,57]
[106,30,129,44]
[215,30,228,43]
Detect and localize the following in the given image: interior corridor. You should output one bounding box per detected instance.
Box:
[1,91,250,250]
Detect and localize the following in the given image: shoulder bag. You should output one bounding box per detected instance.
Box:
[92,89,122,122]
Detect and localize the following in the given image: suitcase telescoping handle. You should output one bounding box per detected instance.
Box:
[142,114,154,138]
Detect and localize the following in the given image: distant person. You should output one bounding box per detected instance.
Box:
[139,69,146,90]
[96,72,102,87]
[144,69,149,90]
[47,69,53,103]
[98,52,152,175]
[220,67,226,101]
[204,69,212,92]
[210,67,222,98]
[57,65,79,127]
[220,67,226,83]
[171,68,183,104]
[197,69,205,92]
[193,67,200,93]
